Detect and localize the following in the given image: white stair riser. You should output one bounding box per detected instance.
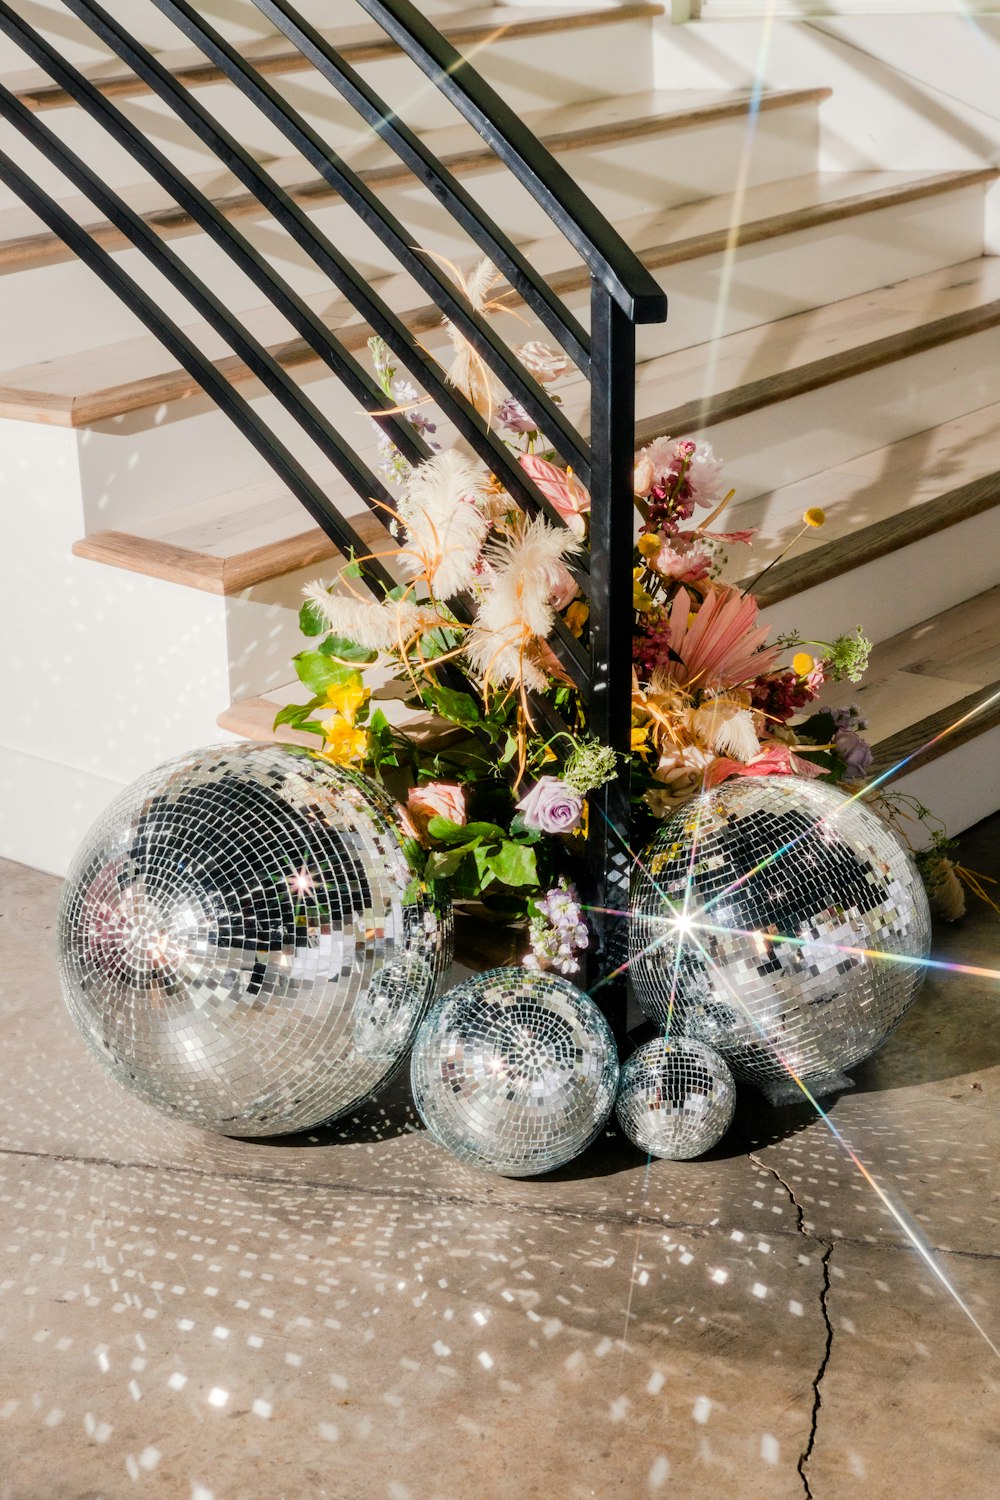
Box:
[885,724,1000,842]
[0,14,661,211]
[0,99,824,366]
[760,504,1000,647]
[678,325,1000,502]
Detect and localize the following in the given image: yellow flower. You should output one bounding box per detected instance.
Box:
[637,532,662,559]
[631,725,651,754]
[803,507,825,528]
[565,600,589,638]
[792,652,815,678]
[321,716,369,765]
[324,673,370,726]
[632,568,654,613]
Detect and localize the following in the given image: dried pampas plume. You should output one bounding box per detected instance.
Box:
[465,514,581,690]
[689,696,760,763]
[443,257,504,421]
[398,449,491,599]
[303,583,439,655]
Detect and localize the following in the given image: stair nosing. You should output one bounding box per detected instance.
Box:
[0,87,833,276]
[3,171,994,428]
[746,471,1000,607]
[12,3,667,112]
[872,677,1000,783]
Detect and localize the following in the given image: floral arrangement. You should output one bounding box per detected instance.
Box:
[278,262,973,969]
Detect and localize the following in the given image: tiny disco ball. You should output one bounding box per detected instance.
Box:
[57,744,453,1135]
[410,968,619,1177]
[629,778,931,1104]
[616,1037,736,1160]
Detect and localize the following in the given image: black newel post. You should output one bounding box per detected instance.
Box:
[586,284,637,1016]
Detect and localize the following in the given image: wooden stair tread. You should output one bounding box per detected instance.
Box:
[817,585,1000,780]
[1,164,986,427]
[627,256,1000,447]
[733,402,1000,605]
[6,4,664,111]
[0,85,829,274]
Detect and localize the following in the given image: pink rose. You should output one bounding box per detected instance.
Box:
[515,776,583,834]
[548,559,579,611]
[406,781,467,844]
[519,453,591,537]
[515,341,570,384]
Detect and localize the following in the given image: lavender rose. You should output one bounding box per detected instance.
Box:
[516,776,584,834]
[834,728,873,780]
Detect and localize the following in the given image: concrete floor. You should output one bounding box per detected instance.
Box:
[1,819,998,1500]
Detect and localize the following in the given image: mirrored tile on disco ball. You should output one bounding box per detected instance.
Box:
[629,778,931,1102]
[58,744,452,1135]
[411,968,619,1177]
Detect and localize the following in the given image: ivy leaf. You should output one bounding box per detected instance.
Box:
[298,597,327,637]
[318,634,378,664]
[486,840,539,889]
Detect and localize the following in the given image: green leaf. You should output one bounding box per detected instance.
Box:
[486,840,539,890]
[423,683,482,728]
[471,844,497,891]
[424,846,472,881]
[499,734,518,766]
[299,597,327,637]
[366,708,399,768]
[423,815,499,846]
[318,634,378,664]
[292,650,358,696]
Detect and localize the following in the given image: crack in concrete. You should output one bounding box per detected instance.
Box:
[798,1240,834,1500]
[748,1152,835,1500]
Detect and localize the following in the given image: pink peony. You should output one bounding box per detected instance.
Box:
[519,453,591,537]
[649,534,712,585]
[406,781,467,843]
[516,776,583,834]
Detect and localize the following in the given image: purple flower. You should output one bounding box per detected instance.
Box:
[515,776,583,834]
[498,396,538,435]
[834,728,873,780]
[524,879,589,976]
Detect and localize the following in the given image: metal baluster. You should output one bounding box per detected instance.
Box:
[586,284,638,1014]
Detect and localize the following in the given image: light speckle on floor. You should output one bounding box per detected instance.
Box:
[0,816,998,1499]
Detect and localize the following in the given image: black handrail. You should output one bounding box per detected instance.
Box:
[352,0,668,325]
[250,0,591,373]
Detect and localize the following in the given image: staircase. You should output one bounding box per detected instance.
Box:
[1,0,998,876]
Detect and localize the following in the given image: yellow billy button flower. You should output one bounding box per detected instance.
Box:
[565,600,589,638]
[324,673,370,726]
[803,507,825,528]
[792,652,816,678]
[321,716,369,765]
[637,532,662,560]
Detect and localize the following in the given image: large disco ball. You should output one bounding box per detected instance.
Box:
[616,1037,736,1160]
[410,968,619,1177]
[629,778,931,1103]
[58,744,452,1135]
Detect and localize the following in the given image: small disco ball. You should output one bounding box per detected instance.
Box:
[629,777,931,1104]
[616,1037,736,1160]
[410,968,619,1177]
[57,744,452,1135]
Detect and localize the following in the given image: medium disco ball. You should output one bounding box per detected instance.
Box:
[629,778,931,1104]
[410,968,619,1177]
[616,1037,736,1160]
[57,744,452,1135]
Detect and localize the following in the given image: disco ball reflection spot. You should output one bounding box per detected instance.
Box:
[616,1037,736,1160]
[410,968,619,1177]
[629,778,931,1103]
[57,744,452,1135]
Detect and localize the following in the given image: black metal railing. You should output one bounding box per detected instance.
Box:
[0,0,667,984]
